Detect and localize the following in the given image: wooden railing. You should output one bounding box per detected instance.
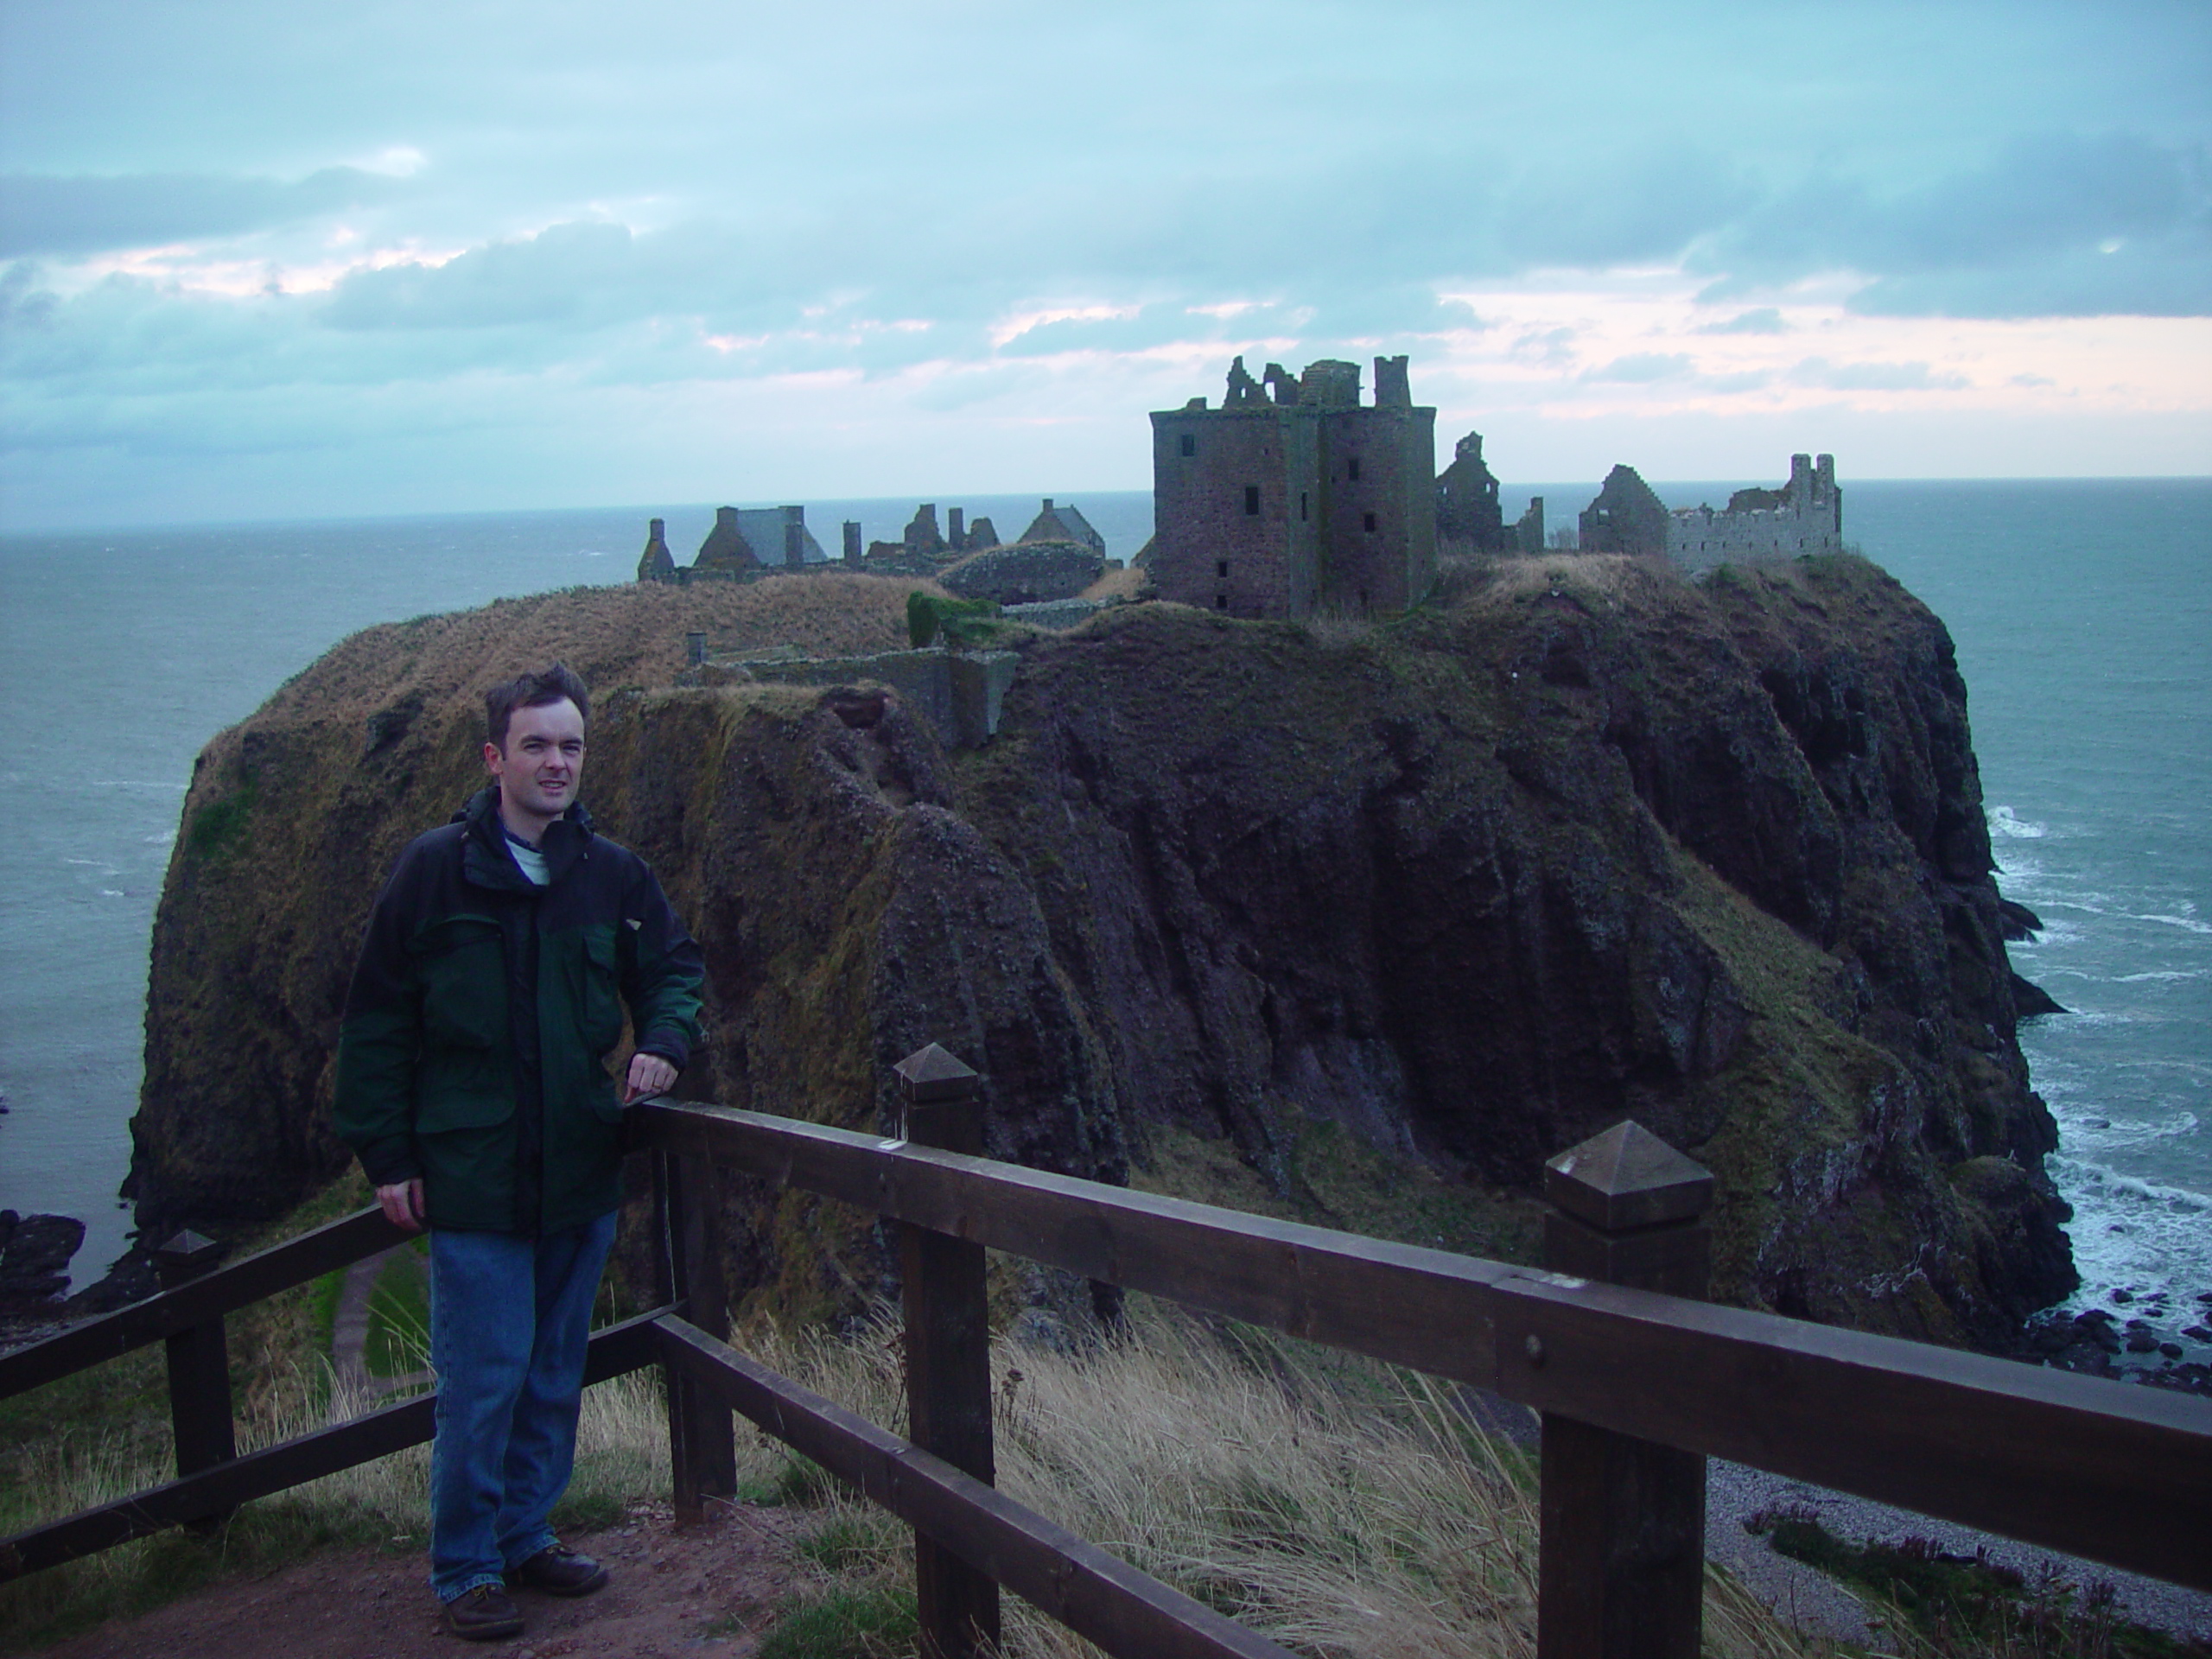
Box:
[3,1044,2208,1659]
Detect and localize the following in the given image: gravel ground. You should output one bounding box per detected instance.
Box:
[1707,1458,2212,1648]
[1468,1389,2211,1649]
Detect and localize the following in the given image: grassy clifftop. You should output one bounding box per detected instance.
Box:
[130,554,2072,1349]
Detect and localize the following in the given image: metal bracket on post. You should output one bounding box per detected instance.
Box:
[154,1230,236,1532]
[893,1042,1001,1659]
[658,1142,735,1524]
[1535,1122,1713,1659]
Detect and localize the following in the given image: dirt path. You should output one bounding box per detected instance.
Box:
[327,1246,429,1419]
[30,1502,810,1659]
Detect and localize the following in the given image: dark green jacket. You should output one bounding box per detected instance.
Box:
[332,788,704,1234]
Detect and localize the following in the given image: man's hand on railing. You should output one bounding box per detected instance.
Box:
[377,1179,426,1232]
[625,1052,677,1103]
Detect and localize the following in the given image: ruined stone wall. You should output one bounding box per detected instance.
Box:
[1667,454,1844,574]
[1436,432,1506,549]
[1580,466,1671,557]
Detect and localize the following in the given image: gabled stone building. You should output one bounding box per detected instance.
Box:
[1017,498,1105,556]
[1149,355,1437,620]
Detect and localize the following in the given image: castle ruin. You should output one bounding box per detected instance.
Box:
[642,505,829,582]
[1149,355,1436,619]
[1434,431,1506,550]
[1666,454,1842,572]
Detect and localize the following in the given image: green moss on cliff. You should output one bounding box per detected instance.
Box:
[132,551,2068,1351]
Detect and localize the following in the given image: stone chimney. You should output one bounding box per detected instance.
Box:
[1373,355,1412,408]
[638,517,675,583]
[948,506,966,549]
[782,505,806,568]
[842,520,862,564]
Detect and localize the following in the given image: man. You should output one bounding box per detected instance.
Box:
[334,664,704,1641]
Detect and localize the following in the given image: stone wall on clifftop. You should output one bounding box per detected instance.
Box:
[128,553,2073,1347]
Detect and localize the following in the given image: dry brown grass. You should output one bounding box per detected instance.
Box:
[262,572,951,730]
[747,1304,1847,1659]
[1079,564,1146,603]
[3,1300,1858,1658]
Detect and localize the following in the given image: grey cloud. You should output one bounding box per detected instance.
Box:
[0,168,403,257]
[1789,357,1967,391]
[1702,130,2211,316]
[1511,327,1579,365]
[1696,307,1787,334]
[323,219,659,330]
[1846,237,2212,318]
[1586,353,1693,384]
[1496,146,1756,270]
[996,304,1226,359]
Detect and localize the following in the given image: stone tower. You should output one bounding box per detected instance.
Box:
[1147,354,1437,620]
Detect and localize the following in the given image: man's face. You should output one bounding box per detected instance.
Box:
[485,697,586,834]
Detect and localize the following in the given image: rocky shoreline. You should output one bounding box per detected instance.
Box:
[2015,1287,2212,1396]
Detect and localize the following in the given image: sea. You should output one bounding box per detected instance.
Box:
[1,481,2205,1360]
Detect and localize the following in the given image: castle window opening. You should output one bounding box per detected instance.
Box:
[1216,560,1229,578]
[1216,593,1229,610]
[1348,457,1362,481]
[1363,512,1377,532]
[1300,492,1309,521]
[1244,486,1260,515]
[1180,434,1196,457]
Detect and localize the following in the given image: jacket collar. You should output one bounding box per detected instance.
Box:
[455,785,594,892]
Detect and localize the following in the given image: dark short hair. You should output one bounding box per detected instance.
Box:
[486,663,590,750]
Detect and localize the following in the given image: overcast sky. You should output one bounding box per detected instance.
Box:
[2,0,2207,530]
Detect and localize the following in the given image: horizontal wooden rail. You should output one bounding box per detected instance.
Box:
[0,1310,664,1581]
[0,1208,413,1403]
[638,1100,2212,1592]
[655,1315,1296,1659]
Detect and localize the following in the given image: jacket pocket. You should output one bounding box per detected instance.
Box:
[412,915,505,1052]
[578,924,625,1057]
[415,1052,514,1132]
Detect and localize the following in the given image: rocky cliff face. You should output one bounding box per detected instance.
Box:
[128,555,2074,1347]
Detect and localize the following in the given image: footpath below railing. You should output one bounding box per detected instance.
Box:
[3,1044,2209,1659]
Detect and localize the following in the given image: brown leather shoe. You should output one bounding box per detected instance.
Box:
[507,1543,609,1598]
[443,1582,524,1640]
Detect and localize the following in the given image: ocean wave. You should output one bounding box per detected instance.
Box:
[2053,1159,2211,1211]
[2114,969,2209,983]
[87,779,188,791]
[2051,1153,2212,1313]
[1987,805,2047,839]
[2133,912,2212,936]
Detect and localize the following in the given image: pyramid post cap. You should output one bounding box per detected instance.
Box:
[155,1229,220,1262]
[893,1042,980,1103]
[1544,1121,1713,1231]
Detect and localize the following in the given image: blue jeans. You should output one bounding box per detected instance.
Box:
[427,1213,617,1601]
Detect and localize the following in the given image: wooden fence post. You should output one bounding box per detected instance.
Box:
[893,1042,1001,1659]
[658,1145,735,1523]
[154,1230,236,1531]
[1535,1122,1713,1659]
